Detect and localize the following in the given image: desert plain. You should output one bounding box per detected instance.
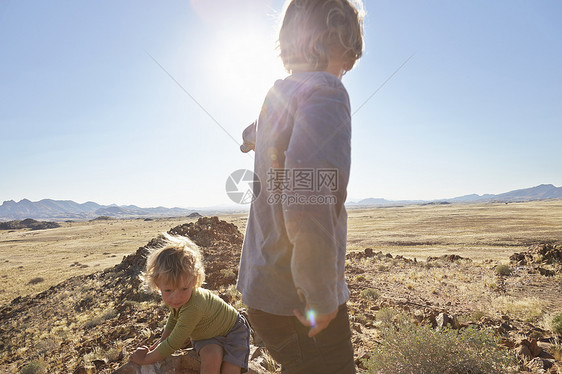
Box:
[1,200,561,307]
[1,200,561,373]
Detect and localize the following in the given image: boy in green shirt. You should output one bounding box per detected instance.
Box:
[129,234,250,373]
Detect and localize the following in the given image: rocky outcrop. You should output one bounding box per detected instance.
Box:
[510,243,562,266]
[0,218,60,230]
[510,243,561,278]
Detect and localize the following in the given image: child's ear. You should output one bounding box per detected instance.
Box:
[343,57,355,72]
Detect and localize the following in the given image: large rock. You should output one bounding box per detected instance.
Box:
[112,349,269,374]
[526,357,555,372]
[113,351,200,374]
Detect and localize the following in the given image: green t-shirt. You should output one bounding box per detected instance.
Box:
[156,287,239,358]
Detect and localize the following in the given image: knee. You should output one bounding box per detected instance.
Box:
[199,344,223,371]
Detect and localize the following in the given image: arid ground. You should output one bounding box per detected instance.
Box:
[1,200,561,373]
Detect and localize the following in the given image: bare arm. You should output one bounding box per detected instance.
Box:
[130,329,171,365]
[149,328,172,351]
[129,346,164,365]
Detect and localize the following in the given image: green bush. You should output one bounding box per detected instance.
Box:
[83,316,103,329]
[495,264,512,276]
[378,264,389,271]
[376,307,399,324]
[355,274,367,282]
[364,311,518,374]
[20,361,46,374]
[553,313,562,335]
[359,288,379,300]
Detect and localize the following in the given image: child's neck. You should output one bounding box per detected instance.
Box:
[293,55,346,80]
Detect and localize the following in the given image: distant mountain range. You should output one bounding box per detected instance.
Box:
[1,184,561,221]
[0,199,198,221]
[348,184,562,206]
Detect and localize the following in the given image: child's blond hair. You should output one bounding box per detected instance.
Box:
[144,234,205,291]
[279,0,364,73]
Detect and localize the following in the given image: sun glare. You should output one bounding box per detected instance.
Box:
[189,0,286,121]
[210,28,286,111]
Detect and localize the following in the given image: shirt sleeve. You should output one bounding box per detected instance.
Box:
[282,82,351,315]
[240,121,257,153]
[156,306,204,358]
[164,310,176,333]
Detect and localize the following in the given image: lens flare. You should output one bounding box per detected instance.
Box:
[306,309,317,327]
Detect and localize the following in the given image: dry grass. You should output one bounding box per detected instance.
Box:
[1,200,561,306]
[2,204,561,373]
[346,200,562,261]
[0,216,200,305]
[492,296,548,322]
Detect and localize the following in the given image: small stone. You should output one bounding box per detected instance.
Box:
[518,338,531,347]
[436,312,460,329]
[93,359,106,370]
[517,344,533,361]
[499,337,516,349]
[257,356,270,371]
[537,350,555,360]
[112,363,140,374]
[497,322,513,334]
[526,357,554,371]
[529,339,543,357]
[250,346,264,360]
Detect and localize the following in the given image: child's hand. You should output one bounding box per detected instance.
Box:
[294,307,338,338]
[294,289,339,337]
[129,346,149,365]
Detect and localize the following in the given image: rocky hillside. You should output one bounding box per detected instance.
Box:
[0,217,246,373]
[1,217,561,373]
[350,184,562,206]
[0,199,197,221]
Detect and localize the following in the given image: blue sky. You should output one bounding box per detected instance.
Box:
[1,0,561,208]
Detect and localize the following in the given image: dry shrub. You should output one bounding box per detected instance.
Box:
[219,268,236,281]
[360,288,379,300]
[364,310,518,374]
[553,313,562,335]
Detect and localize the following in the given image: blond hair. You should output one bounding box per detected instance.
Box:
[279,0,364,73]
[143,234,205,291]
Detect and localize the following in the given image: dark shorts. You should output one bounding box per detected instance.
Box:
[192,314,251,372]
[248,303,355,374]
